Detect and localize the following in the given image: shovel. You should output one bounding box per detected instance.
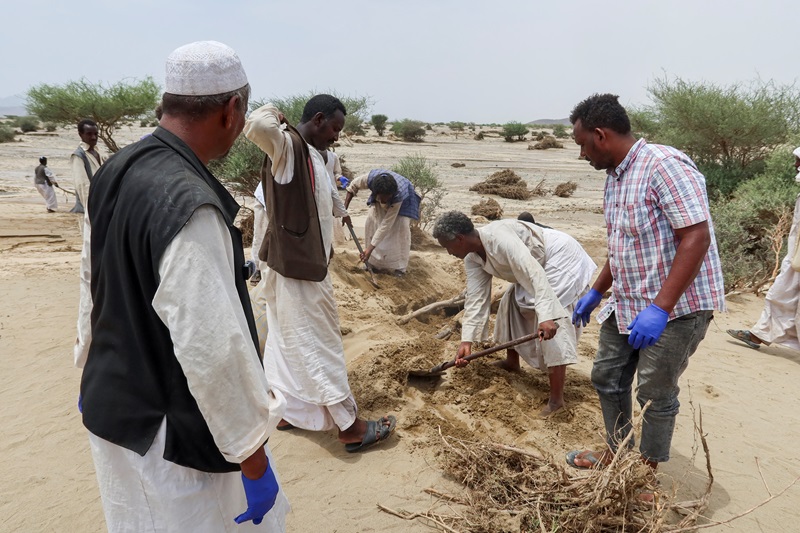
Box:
[408,332,540,380]
[345,220,379,289]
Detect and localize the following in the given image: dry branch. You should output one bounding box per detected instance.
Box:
[397,291,466,325]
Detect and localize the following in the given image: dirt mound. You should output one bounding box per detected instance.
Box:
[529,136,564,150]
[471,197,503,219]
[410,224,440,251]
[236,209,254,246]
[469,169,533,200]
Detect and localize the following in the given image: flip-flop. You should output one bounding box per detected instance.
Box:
[345,415,397,453]
[726,329,761,350]
[565,450,603,470]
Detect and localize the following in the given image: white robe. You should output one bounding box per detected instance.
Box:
[493,226,596,369]
[751,193,800,350]
[244,105,355,431]
[347,173,412,272]
[75,205,289,530]
[324,151,348,245]
[461,220,574,368]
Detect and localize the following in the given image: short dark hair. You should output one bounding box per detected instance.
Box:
[517,212,535,224]
[569,93,631,134]
[432,211,474,242]
[371,173,398,196]
[300,94,346,124]
[161,84,250,121]
[78,118,97,134]
[39,156,47,164]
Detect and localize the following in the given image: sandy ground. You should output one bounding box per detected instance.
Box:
[1,125,799,532]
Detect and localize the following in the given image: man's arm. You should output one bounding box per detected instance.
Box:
[74,212,92,368]
[458,258,494,358]
[243,104,294,185]
[152,205,286,464]
[653,221,710,313]
[591,260,613,294]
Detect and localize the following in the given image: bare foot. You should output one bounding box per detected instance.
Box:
[492,358,521,372]
[538,401,564,418]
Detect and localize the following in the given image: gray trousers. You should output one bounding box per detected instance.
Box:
[591,310,713,462]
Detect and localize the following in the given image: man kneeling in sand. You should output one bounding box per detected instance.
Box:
[433,211,592,417]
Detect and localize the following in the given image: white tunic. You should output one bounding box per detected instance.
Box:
[244,105,354,423]
[461,220,568,343]
[75,205,289,530]
[751,193,800,350]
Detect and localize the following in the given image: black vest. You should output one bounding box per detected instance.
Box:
[82,127,260,473]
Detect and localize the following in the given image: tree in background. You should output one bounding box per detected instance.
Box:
[207,134,265,195]
[392,153,445,230]
[253,91,372,135]
[551,123,569,138]
[448,121,466,137]
[502,121,528,142]
[26,77,160,152]
[391,119,426,142]
[629,77,800,198]
[371,114,388,136]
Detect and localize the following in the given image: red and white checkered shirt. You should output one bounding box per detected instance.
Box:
[601,139,726,332]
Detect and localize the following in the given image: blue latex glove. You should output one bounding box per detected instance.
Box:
[572,288,603,327]
[234,462,279,525]
[627,304,669,349]
[78,394,82,413]
[337,176,350,188]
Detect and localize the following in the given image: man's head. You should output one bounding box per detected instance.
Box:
[39,156,47,165]
[432,210,478,259]
[78,119,98,148]
[371,172,398,204]
[517,211,535,224]
[159,41,250,162]
[793,146,800,172]
[569,93,634,171]
[297,94,346,151]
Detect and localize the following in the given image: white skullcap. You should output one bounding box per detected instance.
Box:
[794,146,800,159]
[165,41,248,96]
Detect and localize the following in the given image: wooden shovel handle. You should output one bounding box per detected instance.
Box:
[436,332,541,373]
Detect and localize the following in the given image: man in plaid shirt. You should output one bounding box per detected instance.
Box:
[564,94,725,473]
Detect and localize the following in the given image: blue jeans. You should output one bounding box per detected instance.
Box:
[591,310,713,463]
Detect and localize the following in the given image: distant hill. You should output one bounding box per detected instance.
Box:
[0,106,28,118]
[527,118,570,126]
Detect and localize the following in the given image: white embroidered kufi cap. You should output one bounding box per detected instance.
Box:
[793,146,800,159]
[165,41,248,96]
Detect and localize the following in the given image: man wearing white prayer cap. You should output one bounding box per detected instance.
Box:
[727,147,800,352]
[74,40,289,531]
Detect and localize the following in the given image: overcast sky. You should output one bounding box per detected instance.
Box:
[1,0,795,123]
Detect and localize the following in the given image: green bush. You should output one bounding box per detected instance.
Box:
[391,119,426,142]
[371,114,388,136]
[502,121,528,142]
[15,116,39,132]
[140,119,149,127]
[45,122,56,132]
[552,124,569,138]
[0,125,15,142]
[208,133,265,194]
[392,153,445,230]
[448,121,466,132]
[711,146,799,290]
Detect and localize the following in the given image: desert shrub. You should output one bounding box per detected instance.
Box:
[392,153,445,230]
[149,120,158,127]
[0,125,15,142]
[531,137,564,150]
[45,123,56,132]
[371,114,388,136]
[339,154,354,180]
[629,76,800,198]
[552,123,569,138]
[554,181,578,197]
[140,119,149,127]
[451,162,466,168]
[711,146,799,291]
[471,197,503,219]
[448,121,466,132]
[391,119,426,142]
[425,123,433,131]
[208,133,265,194]
[470,169,533,199]
[502,121,528,142]
[15,116,39,132]
[474,132,484,140]
[255,91,372,135]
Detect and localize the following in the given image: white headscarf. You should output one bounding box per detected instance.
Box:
[794,147,800,183]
